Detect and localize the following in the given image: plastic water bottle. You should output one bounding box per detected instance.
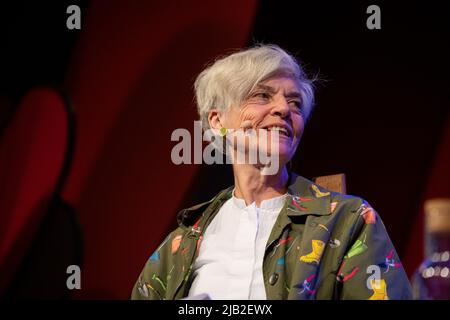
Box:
[412,199,450,299]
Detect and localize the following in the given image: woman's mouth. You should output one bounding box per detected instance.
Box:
[265,126,290,137]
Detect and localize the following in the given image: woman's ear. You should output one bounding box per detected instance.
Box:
[208,109,223,130]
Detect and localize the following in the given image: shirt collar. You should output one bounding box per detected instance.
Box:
[231,188,288,211]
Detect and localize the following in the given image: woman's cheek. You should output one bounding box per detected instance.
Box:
[239,105,265,124]
[293,116,305,138]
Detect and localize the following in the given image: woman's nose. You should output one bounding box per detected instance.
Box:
[270,96,290,118]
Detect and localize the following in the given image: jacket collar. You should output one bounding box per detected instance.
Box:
[177,172,333,227]
[177,187,233,227]
[285,173,332,217]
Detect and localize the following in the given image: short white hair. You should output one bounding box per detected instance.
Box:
[194,44,315,129]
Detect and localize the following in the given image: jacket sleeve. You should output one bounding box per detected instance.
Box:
[336,200,412,300]
[130,234,173,300]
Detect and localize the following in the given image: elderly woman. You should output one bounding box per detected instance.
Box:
[131,45,412,300]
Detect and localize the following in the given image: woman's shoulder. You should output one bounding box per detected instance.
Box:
[289,172,373,217]
[330,192,371,213]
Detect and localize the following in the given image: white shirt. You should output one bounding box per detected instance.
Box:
[187,191,287,300]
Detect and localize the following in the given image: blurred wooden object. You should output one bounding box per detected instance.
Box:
[313,173,346,194]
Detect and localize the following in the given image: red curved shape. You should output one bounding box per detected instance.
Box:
[63,1,258,298]
[0,87,68,294]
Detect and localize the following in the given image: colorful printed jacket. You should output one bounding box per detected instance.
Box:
[131,173,412,300]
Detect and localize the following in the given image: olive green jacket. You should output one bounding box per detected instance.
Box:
[131,173,412,300]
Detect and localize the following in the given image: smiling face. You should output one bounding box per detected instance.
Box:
[209,75,306,170]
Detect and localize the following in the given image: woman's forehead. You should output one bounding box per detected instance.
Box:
[256,76,301,93]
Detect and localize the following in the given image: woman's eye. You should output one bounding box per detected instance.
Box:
[253,92,271,100]
[289,100,302,109]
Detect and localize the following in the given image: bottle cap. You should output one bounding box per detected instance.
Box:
[425,198,450,233]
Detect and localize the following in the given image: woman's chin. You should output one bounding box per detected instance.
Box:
[266,145,294,160]
[255,149,292,169]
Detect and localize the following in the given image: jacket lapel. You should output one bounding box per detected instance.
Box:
[264,173,334,300]
[265,173,332,252]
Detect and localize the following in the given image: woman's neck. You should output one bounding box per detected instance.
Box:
[232,164,290,207]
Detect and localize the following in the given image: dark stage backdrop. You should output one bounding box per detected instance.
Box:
[0,0,449,299]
